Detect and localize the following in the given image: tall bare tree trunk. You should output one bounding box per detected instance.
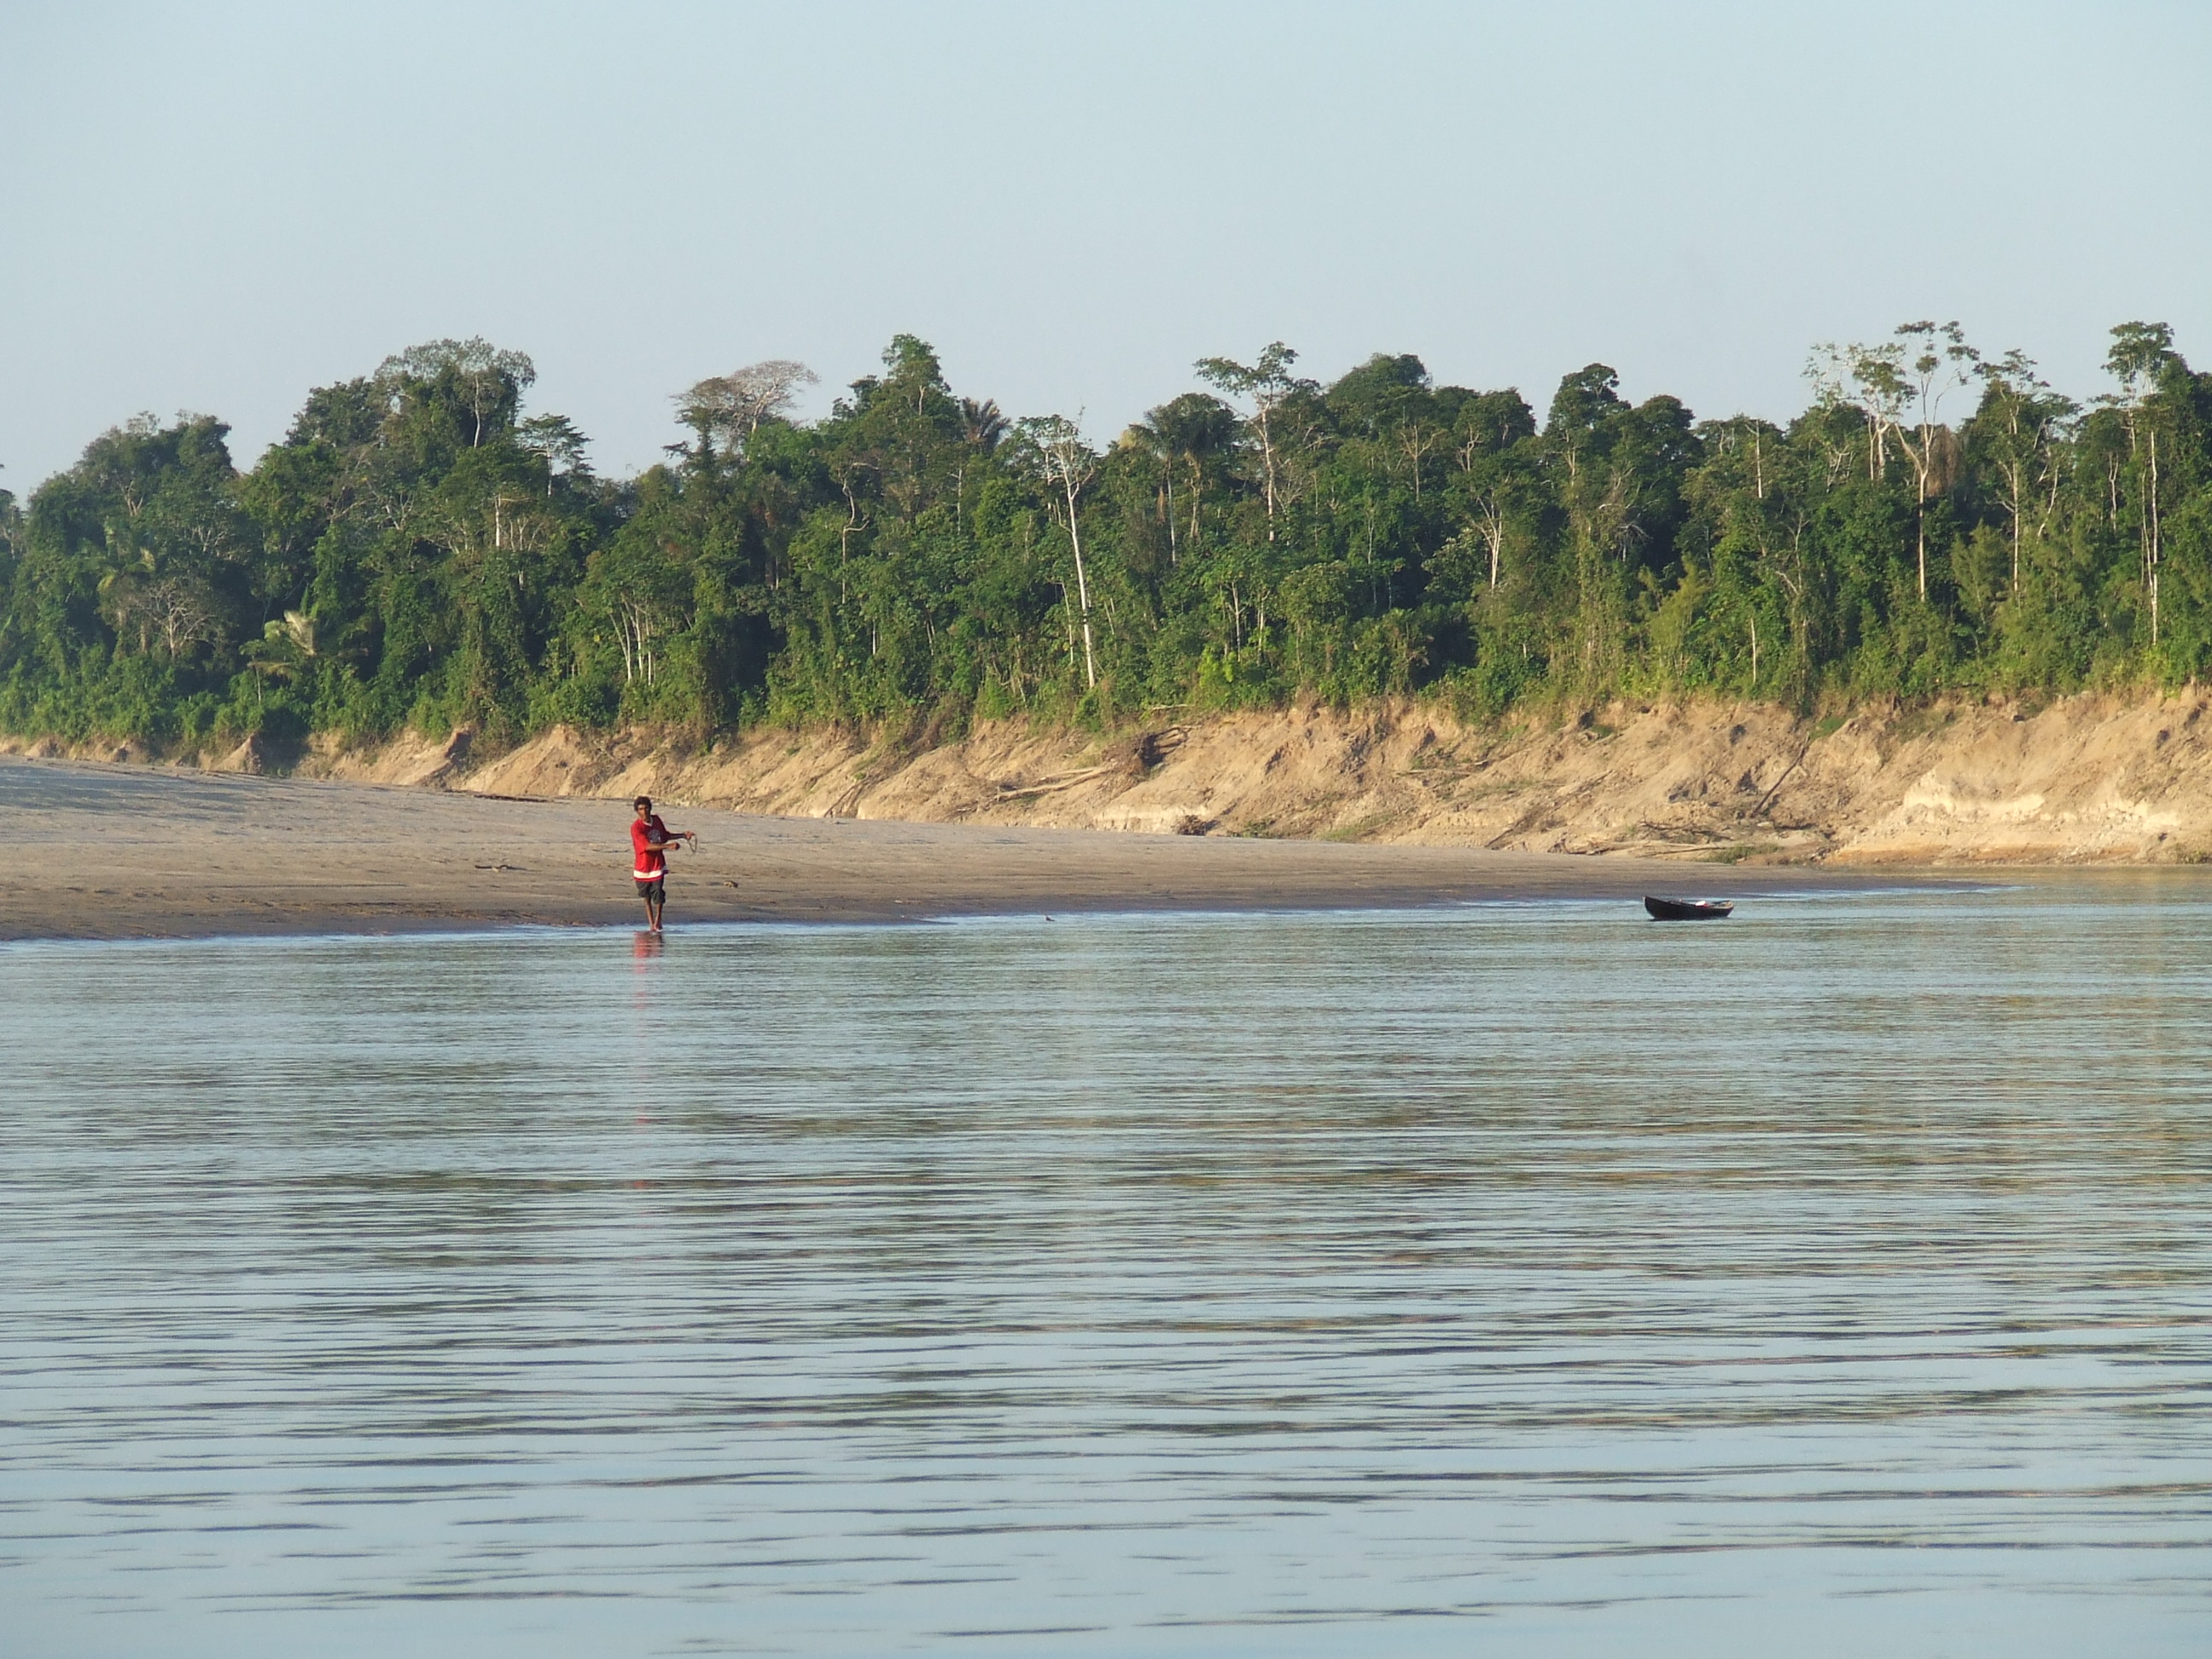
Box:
[1063,475,1097,689]
[2149,429,2163,648]
[1257,407,1278,542]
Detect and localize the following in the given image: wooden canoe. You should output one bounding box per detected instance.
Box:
[1644,895,1735,921]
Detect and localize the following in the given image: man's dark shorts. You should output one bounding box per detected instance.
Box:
[635,878,666,904]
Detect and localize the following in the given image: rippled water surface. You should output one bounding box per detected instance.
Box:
[6,885,2212,1656]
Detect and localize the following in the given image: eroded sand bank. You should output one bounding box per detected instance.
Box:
[75,687,2202,867]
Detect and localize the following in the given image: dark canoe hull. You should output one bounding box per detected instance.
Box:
[1644,896,1735,921]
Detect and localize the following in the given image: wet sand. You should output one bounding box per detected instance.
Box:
[2,756,1857,942]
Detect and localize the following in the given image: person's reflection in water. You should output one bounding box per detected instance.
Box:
[627,931,661,1126]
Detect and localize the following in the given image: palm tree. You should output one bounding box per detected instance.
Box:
[958,398,1009,451]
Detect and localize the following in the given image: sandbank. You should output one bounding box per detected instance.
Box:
[2,756,1873,944]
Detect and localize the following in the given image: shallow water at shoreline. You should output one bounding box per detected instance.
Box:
[4,888,2211,1656]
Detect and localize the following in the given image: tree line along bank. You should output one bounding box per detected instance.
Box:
[1,323,2206,753]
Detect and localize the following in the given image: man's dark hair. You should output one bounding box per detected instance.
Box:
[633,795,652,810]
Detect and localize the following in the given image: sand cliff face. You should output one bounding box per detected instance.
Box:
[324,689,2212,864]
[9,690,2209,863]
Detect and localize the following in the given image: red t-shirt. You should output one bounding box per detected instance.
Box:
[632,815,670,880]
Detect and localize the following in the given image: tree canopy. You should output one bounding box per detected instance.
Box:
[6,322,2210,751]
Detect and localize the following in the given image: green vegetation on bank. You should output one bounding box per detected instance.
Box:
[2,323,2208,750]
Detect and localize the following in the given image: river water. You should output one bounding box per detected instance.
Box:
[4,884,2211,1656]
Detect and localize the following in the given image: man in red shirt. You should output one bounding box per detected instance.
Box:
[630,795,694,933]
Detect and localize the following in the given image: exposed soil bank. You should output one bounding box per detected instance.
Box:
[9,687,2209,866]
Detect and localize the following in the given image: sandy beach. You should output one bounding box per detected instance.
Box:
[0,755,1865,942]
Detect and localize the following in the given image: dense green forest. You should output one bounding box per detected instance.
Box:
[3,322,2208,751]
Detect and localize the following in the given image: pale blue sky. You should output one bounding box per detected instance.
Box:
[3,2,2208,491]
